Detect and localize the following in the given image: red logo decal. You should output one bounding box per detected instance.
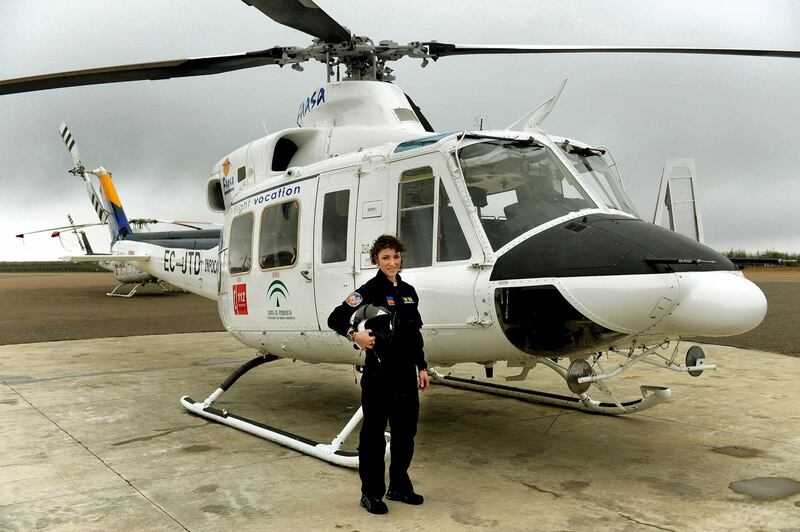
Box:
[233,283,249,315]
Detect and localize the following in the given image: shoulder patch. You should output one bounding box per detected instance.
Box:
[345,291,363,307]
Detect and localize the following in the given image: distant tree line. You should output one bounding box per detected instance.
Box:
[0,261,106,273]
[723,249,798,260]
[722,249,799,267]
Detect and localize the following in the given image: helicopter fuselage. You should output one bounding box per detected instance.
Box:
[113,81,766,370]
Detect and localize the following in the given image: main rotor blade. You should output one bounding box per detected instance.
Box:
[242,0,350,43]
[16,222,103,238]
[426,43,800,59]
[0,48,286,95]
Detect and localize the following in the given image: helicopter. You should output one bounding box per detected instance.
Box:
[15,211,165,297]
[2,0,797,468]
[15,123,222,297]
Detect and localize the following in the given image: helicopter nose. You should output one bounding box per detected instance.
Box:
[656,271,767,336]
[490,214,768,343]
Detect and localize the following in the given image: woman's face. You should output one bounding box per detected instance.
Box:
[376,247,402,279]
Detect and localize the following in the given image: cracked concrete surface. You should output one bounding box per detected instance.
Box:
[1,333,799,530]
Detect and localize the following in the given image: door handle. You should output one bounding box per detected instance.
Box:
[300,270,312,282]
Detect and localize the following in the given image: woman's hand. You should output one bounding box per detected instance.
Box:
[418,369,430,391]
[353,329,375,351]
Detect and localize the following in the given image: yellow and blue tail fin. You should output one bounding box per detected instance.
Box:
[96,168,132,241]
[58,122,131,242]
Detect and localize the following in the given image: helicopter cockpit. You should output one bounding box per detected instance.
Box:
[458,138,598,250]
[555,139,640,218]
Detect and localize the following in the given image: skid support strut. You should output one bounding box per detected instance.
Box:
[429,366,671,415]
[181,354,386,468]
[107,282,144,297]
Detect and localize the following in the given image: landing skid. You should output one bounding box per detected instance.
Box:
[181,354,387,468]
[106,282,144,297]
[107,280,185,297]
[429,365,671,415]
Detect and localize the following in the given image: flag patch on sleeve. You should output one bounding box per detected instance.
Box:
[386,296,395,306]
[345,291,363,307]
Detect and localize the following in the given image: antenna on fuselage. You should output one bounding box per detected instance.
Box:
[507,79,568,132]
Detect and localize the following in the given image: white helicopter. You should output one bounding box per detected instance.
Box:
[16,122,222,297]
[2,0,795,468]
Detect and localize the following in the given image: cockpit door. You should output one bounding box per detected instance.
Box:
[388,152,483,330]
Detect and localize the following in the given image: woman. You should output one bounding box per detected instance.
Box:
[328,234,430,515]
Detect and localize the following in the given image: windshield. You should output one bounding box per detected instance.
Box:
[559,145,639,217]
[458,139,596,250]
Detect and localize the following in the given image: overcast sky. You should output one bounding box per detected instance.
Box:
[1,0,798,260]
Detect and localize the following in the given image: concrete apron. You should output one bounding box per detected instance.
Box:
[1,333,798,531]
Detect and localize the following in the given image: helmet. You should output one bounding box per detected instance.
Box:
[351,304,393,345]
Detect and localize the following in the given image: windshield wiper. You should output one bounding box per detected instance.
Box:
[568,146,606,157]
[463,133,543,148]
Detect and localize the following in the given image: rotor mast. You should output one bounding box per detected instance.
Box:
[266,37,431,82]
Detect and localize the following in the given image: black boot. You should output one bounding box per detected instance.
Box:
[360,494,389,514]
[386,489,424,505]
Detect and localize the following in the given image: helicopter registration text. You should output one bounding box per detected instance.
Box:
[163,250,217,276]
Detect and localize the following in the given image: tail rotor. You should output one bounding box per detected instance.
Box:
[57,122,130,240]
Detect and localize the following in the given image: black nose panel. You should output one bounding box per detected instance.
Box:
[490,214,736,281]
[496,284,625,356]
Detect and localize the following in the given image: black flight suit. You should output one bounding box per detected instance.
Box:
[328,270,427,498]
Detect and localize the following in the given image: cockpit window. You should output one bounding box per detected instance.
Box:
[229,212,253,274]
[458,139,596,250]
[559,144,639,217]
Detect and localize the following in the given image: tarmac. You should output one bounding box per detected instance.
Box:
[2,332,800,531]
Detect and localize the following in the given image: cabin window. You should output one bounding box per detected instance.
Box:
[237,166,246,183]
[229,212,254,274]
[259,200,299,269]
[398,167,434,268]
[321,190,350,263]
[437,181,470,262]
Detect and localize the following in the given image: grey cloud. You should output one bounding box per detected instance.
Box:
[1,0,798,260]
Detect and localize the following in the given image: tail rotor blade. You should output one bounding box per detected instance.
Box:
[86,179,110,225]
[57,123,111,224]
[67,214,87,253]
[58,122,82,169]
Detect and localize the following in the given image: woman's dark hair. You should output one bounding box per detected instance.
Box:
[370,234,405,265]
